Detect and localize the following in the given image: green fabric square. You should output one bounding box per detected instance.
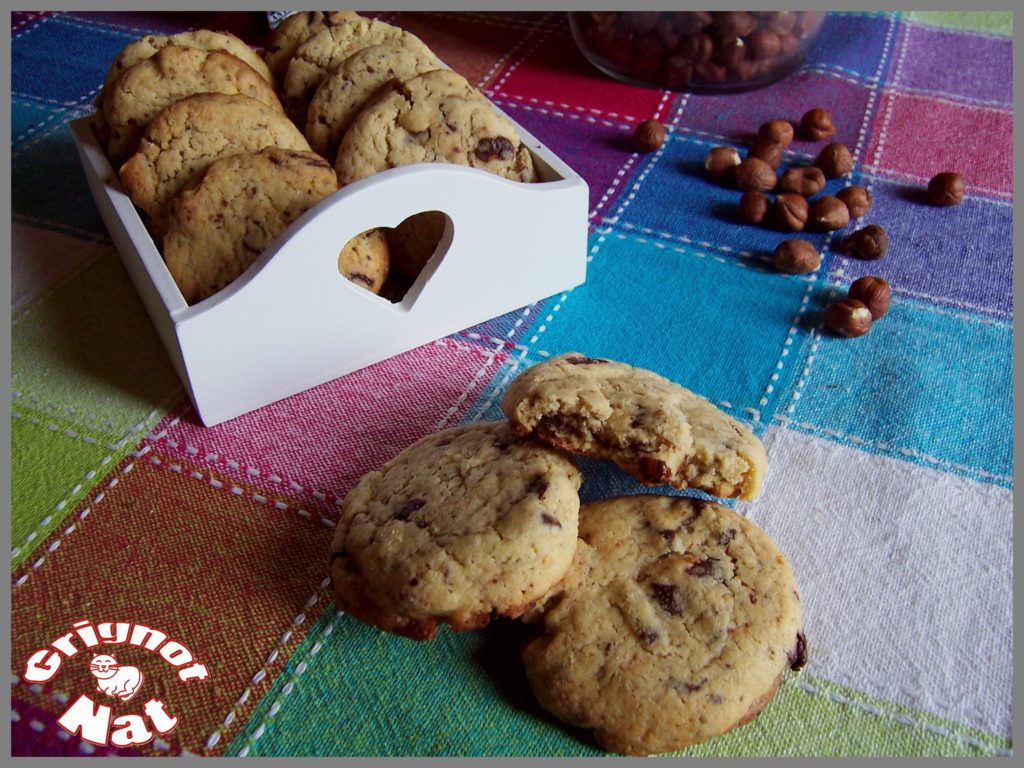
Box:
[907,11,1012,36]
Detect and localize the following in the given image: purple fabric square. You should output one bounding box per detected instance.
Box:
[830,177,1011,318]
[897,24,1012,105]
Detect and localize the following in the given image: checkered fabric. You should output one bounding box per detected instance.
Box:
[10,10,1012,757]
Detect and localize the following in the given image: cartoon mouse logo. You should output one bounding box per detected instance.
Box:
[88,654,144,702]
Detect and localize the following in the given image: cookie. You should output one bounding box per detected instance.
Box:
[329,421,583,641]
[521,495,805,755]
[98,29,273,108]
[104,46,283,166]
[305,38,440,160]
[281,16,409,121]
[335,68,536,184]
[263,10,360,84]
[338,228,390,294]
[501,354,767,500]
[386,210,449,280]
[163,148,341,303]
[118,93,311,238]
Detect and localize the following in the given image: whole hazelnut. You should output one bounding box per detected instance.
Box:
[847,224,889,260]
[734,157,777,191]
[715,36,747,68]
[772,193,809,231]
[799,107,836,141]
[738,190,770,224]
[848,275,891,319]
[814,142,854,178]
[824,299,872,337]
[758,119,794,147]
[809,195,851,231]
[926,171,965,205]
[705,146,742,180]
[634,119,666,153]
[747,28,782,60]
[836,185,872,218]
[779,166,826,196]
[773,239,820,274]
[748,138,784,170]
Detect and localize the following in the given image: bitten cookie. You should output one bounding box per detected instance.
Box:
[262,10,360,83]
[104,46,283,165]
[335,68,536,184]
[329,421,583,641]
[118,93,311,238]
[282,16,409,121]
[163,147,371,303]
[501,354,767,500]
[522,495,806,755]
[305,38,440,161]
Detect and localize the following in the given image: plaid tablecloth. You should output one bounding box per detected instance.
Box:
[10,9,1012,757]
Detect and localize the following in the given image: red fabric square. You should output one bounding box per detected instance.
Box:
[11,457,335,755]
[864,92,1012,199]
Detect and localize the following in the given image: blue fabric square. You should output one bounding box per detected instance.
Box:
[502,232,814,417]
[804,12,896,81]
[12,107,106,238]
[830,177,1012,319]
[12,17,137,104]
[784,296,1011,486]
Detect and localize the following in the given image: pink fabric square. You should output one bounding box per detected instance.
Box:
[146,339,507,511]
[492,23,670,124]
[864,92,1012,198]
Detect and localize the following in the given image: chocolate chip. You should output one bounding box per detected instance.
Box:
[638,457,672,484]
[788,631,808,671]
[710,693,724,704]
[650,583,685,616]
[749,592,758,604]
[564,355,608,365]
[348,273,375,288]
[393,499,425,521]
[539,413,581,438]
[540,512,562,528]
[669,677,707,693]
[686,557,718,577]
[638,628,660,645]
[474,136,516,162]
[529,476,549,498]
[719,528,736,546]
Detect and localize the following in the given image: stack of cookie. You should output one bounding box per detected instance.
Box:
[95,12,538,306]
[330,353,806,755]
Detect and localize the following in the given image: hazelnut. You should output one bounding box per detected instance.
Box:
[747,29,782,60]
[634,119,666,153]
[715,37,747,68]
[848,275,891,319]
[772,193,809,231]
[779,166,826,196]
[758,119,794,147]
[836,185,872,218]
[712,10,756,37]
[824,299,872,337]
[799,107,836,141]
[926,171,965,205]
[705,145,741,180]
[773,239,820,274]
[734,157,777,191]
[814,142,854,178]
[748,138,784,170]
[738,190,770,224]
[847,224,889,260]
[808,195,850,231]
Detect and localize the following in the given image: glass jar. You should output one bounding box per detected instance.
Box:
[569,11,826,93]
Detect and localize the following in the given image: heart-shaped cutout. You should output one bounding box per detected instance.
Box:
[338,210,451,304]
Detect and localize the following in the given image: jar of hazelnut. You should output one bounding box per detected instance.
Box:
[569,11,826,93]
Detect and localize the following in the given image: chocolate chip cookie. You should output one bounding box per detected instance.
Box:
[305,38,441,161]
[282,16,409,121]
[501,354,767,500]
[335,68,536,184]
[263,10,360,83]
[118,93,311,238]
[162,147,385,303]
[104,45,283,165]
[522,495,805,755]
[329,421,582,641]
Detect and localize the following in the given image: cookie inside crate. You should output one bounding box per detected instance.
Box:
[71,114,588,426]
